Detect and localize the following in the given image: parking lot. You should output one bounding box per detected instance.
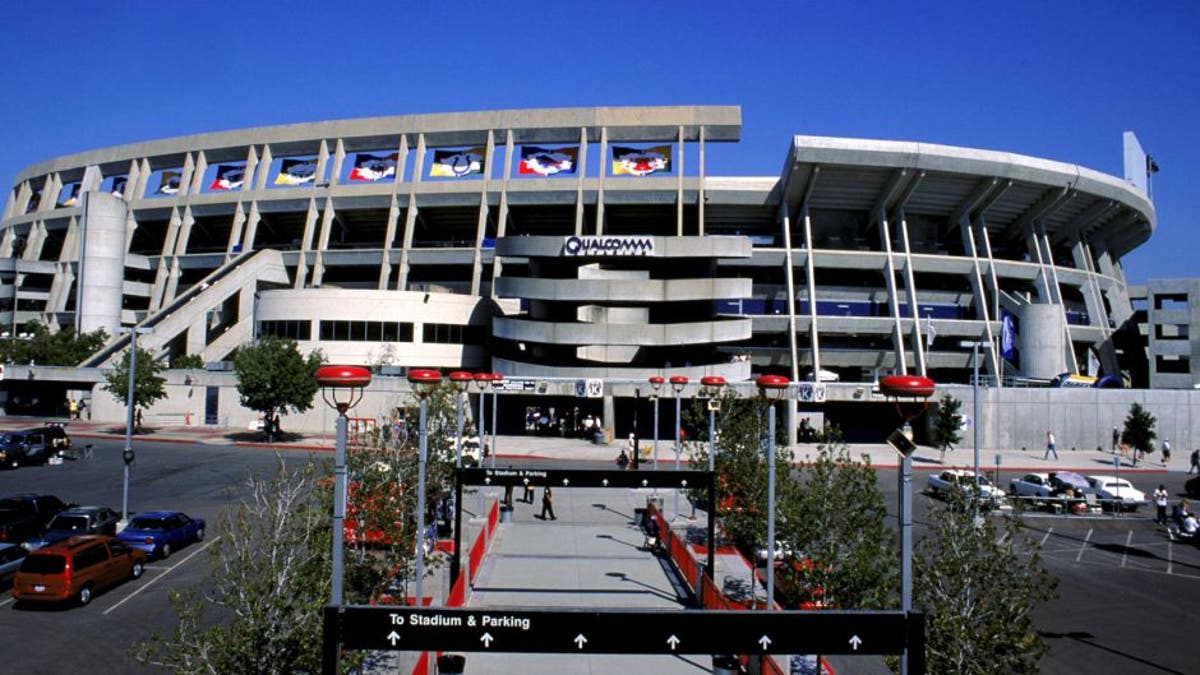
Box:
[0,437,322,675]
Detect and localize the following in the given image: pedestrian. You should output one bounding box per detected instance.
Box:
[616,448,629,470]
[503,483,514,508]
[68,398,78,420]
[1154,485,1169,525]
[1043,430,1058,461]
[1162,439,1171,467]
[540,486,556,520]
[1189,448,1200,475]
[1112,426,1120,452]
[522,480,535,504]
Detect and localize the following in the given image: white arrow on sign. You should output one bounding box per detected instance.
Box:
[574,634,588,649]
[387,631,400,646]
[484,477,492,485]
[480,632,494,648]
[523,478,530,485]
[602,479,609,487]
[680,480,688,487]
[666,635,681,650]
[758,635,772,650]
[642,479,649,487]
[849,635,862,651]
[562,478,570,486]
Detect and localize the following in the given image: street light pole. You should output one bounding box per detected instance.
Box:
[757,375,789,611]
[119,326,152,524]
[669,376,688,518]
[315,365,371,675]
[408,369,442,606]
[449,372,472,469]
[489,374,502,468]
[649,377,663,471]
[960,340,983,519]
[700,376,726,474]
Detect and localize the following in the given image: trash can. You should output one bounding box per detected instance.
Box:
[593,430,605,445]
[437,653,466,674]
[712,655,740,674]
[499,505,513,523]
[633,507,646,527]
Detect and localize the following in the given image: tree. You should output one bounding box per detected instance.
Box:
[1121,402,1157,458]
[777,435,897,610]
[932,393,964,459]
[913,498,1057,673]
[232,336,323,440]
[171,353,206,370]
[102,345,167,427]
[0,319,107,365]
[131,458,351,674]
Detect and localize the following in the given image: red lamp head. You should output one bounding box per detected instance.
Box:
[407,369,442,398]
[648,376,664,395]
[668,375,689,393]
[756,374,790,400]
[449,371,473,393]
[315,365,372,414]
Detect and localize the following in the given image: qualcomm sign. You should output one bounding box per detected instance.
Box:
[561,235,655,257]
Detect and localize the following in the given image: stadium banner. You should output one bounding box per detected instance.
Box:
[611,144,671,176]
[59,183,80,207]
[519,146,578,176]
[110,176,127,197]
[209,164,246,191]
[430,147,485,178]
[349,152,398,182]
[157,170,182,195]
[275,158,318,186]
[1000,309,1017,362]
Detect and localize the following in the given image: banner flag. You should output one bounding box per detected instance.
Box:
[349,152,399,182]
[430,147,485,177]
[611,145,672,176]
[157,170,181,195]
[209,164,246,191]
[1000,309,1017,361]
[274,158,318,186]
[924,313,937,349]
[111,176,128,197]
[519,146,578,176]
[60,183,81,207]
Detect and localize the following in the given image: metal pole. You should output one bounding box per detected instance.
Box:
[900,451,914,675]
[674,392,682,517]
[415,396,429,604]
[766,401,776,611]
[121,330,138,523]
[653,396,659,471]
[490,386,498,469]
[455,391,464,469]
[477,386,486,514]
[972,342,981,518]
[332,413,348,606]
[708,407,717,474]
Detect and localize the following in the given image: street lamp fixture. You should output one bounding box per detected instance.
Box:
[700,375,726,474]
[668,375,688,518]
[407,368,442,606]
[756,374,789,611]
[648,376,664,471]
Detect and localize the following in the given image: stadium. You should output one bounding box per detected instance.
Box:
[0,105,1168,445]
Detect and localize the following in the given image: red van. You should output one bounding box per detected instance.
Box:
[12,535,145,605]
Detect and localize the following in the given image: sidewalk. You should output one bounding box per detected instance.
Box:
[0,416,1174,474]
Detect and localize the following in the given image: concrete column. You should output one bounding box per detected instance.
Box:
[77,192,127,336]
[1019,304,1067,379]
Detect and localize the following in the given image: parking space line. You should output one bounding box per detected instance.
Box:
[1120,530,1132,568]
[0,597,11,608]
[1167,541,1173,575]
[1039,527,1053,547]
[1075,528,1093,563]
[103,537,219,616]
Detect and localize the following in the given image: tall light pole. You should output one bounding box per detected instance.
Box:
[648,376,663,470]
[489,373,503,468]
[757,375,789,611]
[700,375,726,474]
[119,326,152,524]
[669,376,688,518]
[473,373,491,462]
[315,364,371,675]
[960,340,983,517]
[449,372,473,468]
[407,368,442,605]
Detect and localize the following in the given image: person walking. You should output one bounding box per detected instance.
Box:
[1162,439,1171,467]
[1189,448,1200,475]
[522,480,535,504]
[540,486,556,520]
[1154,485,1169,525]
[1112,426,1120,452]
[1044,430,1058,461]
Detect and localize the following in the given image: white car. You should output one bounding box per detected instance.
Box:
[927,469,1007,506]
[1084,475,1146,511]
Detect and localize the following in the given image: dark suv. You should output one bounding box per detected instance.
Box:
[0,431,53,468]
[0,494,71,543]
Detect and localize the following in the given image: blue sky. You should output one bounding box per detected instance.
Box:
[2,1,1195,285]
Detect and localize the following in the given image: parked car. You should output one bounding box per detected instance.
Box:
[12,535,145,605]
[0,431,56,468]
[1009,473,1053,499]
[927,469,1007,507]
[1048,471,1093,496]
[26,424,71,453]
[0,494,73,544]
[1085,475,1147,511]
[22,506,120,551]
[0,542,28,584]
[116,511,205,559]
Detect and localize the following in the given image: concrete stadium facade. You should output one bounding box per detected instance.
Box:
[1,105,1156,391]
